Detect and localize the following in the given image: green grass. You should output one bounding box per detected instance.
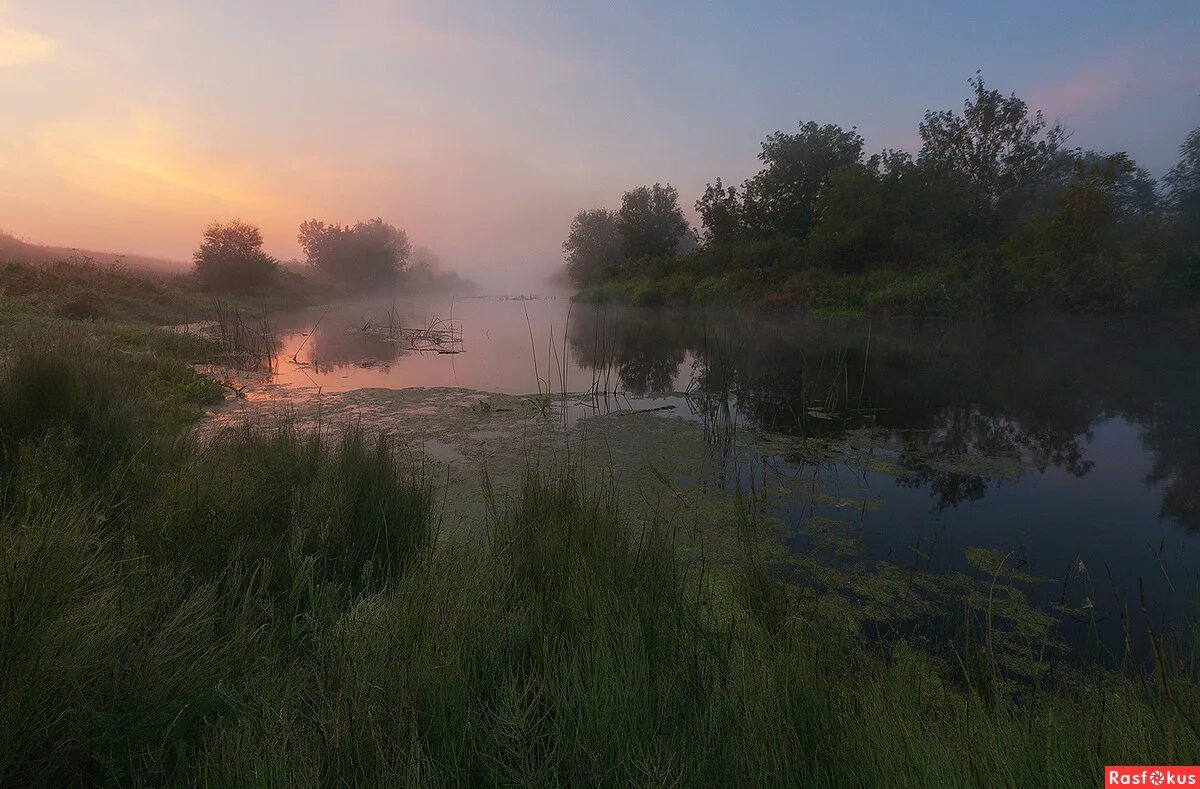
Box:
[0,258,324,327]
[0,329,1197,785]
[573,263,990,317]
[0,259,206,324]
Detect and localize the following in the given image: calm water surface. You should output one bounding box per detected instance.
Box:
[255,295,1199,655]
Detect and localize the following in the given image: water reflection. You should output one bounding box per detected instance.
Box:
[567,307,1199,530]
[309,320,404,371]
[238,298,1198,661]
[264,299,1197,535]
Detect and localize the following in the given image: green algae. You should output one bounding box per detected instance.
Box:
[964,546,1052,584]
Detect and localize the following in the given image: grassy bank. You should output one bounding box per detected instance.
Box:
[574,263,990,316]
[0,320,1197,786]
[0,258,324,327]
[572,242,1200,317]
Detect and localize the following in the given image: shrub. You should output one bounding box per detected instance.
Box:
[193,220,278,293]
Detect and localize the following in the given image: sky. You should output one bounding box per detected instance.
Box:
[1,0,1197,286]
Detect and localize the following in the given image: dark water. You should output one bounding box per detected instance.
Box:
[265,297,1200,656]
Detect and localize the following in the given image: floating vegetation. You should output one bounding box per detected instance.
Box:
[359,304,464,354]
[964,546,1050,584]
[911,449,1024,480]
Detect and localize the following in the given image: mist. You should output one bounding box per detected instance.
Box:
[2,1,1196,292]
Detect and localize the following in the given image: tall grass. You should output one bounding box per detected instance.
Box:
[0,332,435,784]
[147,421,433,593]
[0,331,222,503]
[210,301,278,371]
[0,334,1197,785]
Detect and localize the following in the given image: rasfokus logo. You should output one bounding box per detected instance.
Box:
[1106,766,1200,786]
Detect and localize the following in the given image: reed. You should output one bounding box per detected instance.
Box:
[211,300,277,371]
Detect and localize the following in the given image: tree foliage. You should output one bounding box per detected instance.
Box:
[1166,127,1200,211]
[192,220,277,293]
[741,122,864,240]
[561,76,1199,313]
[617,183,689,260]
[563,209,622,285]
[1167,128,1200,254]
[808,150,934,270]
[695,179,743,248]
[1005,153,1166,310]
[298,218,411,292]
[918,72,1065,239]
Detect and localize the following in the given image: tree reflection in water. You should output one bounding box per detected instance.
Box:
[568,306,1200,528]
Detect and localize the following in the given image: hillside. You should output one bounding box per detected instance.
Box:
[0,230,185,273]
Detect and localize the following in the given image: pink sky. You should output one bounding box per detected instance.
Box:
[1,1,1195,287]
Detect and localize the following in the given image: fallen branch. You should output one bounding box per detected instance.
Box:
[615,405,676,417]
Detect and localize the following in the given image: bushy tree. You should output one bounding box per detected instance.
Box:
[1164,127,1200,293]
[1166,127,1200,211]
[192,220,277,293]
[809,149,945,270]
[741,122,864,239]
[918,72,1065,239]
[617,183,689,260]
[1166,128,1200,247]
[1008,154,1163,310]
[563,209,622,285]
[695,178,744,248]
[1033,150,1159,220]
[555,73,1193,313]
[809,164,890,270]
[1043,154,1136,259]
[298,217,411,291]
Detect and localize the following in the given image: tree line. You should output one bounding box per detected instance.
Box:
[564,73,1200,312]
[193,217,473,295]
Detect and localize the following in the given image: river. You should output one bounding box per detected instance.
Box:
[206,294,1200,666]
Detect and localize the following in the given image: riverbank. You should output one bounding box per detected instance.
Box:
[573,264,970,316]
[0,258,326,326]
[572,255,1200,317]
[1,267,1198,784]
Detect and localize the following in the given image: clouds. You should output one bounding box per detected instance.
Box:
[1029,41,1200,123]
[0,1,1196,284]
[0,23,55,67]
[34,112,285,214]
[0,110,303,262]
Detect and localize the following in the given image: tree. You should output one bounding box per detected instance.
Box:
[695,178,743,248]
[408,245,440,277]
[298,217,411,291]
[563,209,622,285]
[918,72,1065,238]
[810,149,938,270]
[809,164,889,270]
[1166,128,1200,245]
[1166,127,1200,210]
[192,219,277,293]
[617,183,689,260]
[1044,154,1135,259]
[1164,127,1200,291]
[1009,154,1164,310]
[741,122,864,240]
[1034,150,1159,220]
